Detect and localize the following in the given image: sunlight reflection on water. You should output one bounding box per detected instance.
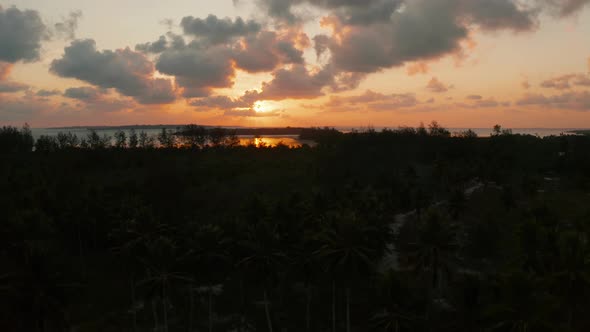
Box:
[239,136,315,148]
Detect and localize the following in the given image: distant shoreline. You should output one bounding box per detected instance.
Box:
[36,125,589,137]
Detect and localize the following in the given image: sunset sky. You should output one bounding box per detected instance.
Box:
[1,0,589,128]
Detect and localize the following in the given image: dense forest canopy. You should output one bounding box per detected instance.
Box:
[1,123,590,332]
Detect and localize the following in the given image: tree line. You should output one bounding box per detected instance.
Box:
[1,122,590,331]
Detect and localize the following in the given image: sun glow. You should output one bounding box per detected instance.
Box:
[254,100,276,113]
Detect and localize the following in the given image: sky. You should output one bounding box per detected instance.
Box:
[0,0,589,128]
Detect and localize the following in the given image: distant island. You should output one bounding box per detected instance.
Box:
[569,129,590,136]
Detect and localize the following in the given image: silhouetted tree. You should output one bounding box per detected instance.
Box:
[129,129,139,149]
[114,130,128,149]
[35,135,59,152]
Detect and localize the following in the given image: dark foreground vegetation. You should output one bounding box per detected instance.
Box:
[1,123,590,332]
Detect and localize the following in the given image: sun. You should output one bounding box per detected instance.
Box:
[253,101,268,113]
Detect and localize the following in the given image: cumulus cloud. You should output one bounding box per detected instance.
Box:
[540,73,590,89]
[0,6,47,63]
[427,77,451,93]
[181,15,261,44]
[51,39,177,104]
[136,35,168,54]
[233,30,306,73]
[279,0,585,79]
[156,40,235,97]
[517,91,590,111]
[140,21,310,97]
[256,64,334,100]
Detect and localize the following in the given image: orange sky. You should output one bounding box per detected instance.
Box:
[1,0,590,128]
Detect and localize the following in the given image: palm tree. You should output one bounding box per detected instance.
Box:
[548,231,590,329]
[484,271,554,332]
[400,209,458,295]
[315,212,385,332]
[237,221,288,332]
[185,224,231,332]
[370,270,419,332]
[398,208,458,330]
[138,236,193,332]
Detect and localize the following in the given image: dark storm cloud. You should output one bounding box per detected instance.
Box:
[51,39,177,104]
[0,6,47,63]
[181,15,261,44]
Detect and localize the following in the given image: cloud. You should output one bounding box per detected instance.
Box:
[540,73,590,89]
[0,60,28,93]
[0,6,47,63]
[522,79,531,89]
[466,95,483,100]
[143,24,310,97]
[36,89,62,97]
[156,40,235,97]
[517,91,590,111]
[540,0,590,17]
[0,80,29,93]
[232,30,306,73]
[53,10,83,40]
[406,62,430,75]
[224,108,283,117]
[427,77,451,93]
[181,15,261,44]
[136,35,168,54]
[293,0,588,79]
[51,39,177,104]
[189,95,252,109]
[63,86,135,112]
[322,89,420,112]
[461,99,511,108]
[64,86,104,101]
[256,64,333,100]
